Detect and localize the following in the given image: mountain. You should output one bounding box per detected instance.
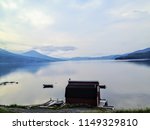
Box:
[0,48,15,57]
[94,55,121,60]
[131,48,150,54]
[67,55,120,61]
[1,47,149,64]
[66,48,150,61]
[0,48,59,63]
[116,48,150,60]
[22,50,61,61]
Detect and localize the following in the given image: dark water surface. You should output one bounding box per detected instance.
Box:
[0,60,150,109]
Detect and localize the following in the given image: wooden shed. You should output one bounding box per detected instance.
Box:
[65,80,106,106]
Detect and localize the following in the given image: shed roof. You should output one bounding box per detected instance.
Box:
[66,84,97,88]
[68,81,99,86]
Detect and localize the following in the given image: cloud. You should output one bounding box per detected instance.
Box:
[0,40,32,51]
[110,9,150,20]
[33,45,77,53]
[18,9,55,28]
[0,29,20,43]
[0,0,150,57]
[0,0,22,10]
[126,10,150,19]
[108,1,150,22]
[32,45,77,57]
[70,0,103,10]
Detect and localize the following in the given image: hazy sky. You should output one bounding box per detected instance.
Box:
[0,0,150,57]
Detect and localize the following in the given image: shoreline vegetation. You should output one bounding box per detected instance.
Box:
[1,104,150,113]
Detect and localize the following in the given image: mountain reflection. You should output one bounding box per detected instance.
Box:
[128,60,150,67]
[0,63,49,77]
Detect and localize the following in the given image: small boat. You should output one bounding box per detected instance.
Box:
[99,85,106,89]
[43,84,53,88]
[47,100,64,106]
[0,81,19,86]
[37,99,64,108]
[99,99,114,110]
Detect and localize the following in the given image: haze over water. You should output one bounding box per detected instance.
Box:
[0,60,150,109]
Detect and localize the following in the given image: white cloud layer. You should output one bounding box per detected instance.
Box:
[70,0,103,10]
[0,0,22,10]
[32,45,77,57]
[33,45,77,52]
[18,9,55,28]
[0,0,150,57]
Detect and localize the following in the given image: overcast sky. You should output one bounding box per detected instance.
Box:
[0,0,150,57]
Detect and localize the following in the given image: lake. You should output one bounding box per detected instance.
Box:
[0,60,150,109]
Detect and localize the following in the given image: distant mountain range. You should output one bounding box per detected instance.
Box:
[0,49,61,63]
[67,55,120,61]
[68,47,150,61]
[22,50,61,61]
[116,48,150,60]
[0,47,150,64]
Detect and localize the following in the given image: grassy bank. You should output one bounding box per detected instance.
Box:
[114,108,150,113]
[1,104,150,113]
[0,107,13,113]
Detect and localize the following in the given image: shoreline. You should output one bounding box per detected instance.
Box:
[1,104,150,113]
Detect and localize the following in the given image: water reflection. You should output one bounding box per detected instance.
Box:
[128,60,150,67]
[104,93,150,109]
[0,63,49,77]
[0,60,150,109]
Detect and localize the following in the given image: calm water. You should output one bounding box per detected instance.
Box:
[0,60,150,109]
